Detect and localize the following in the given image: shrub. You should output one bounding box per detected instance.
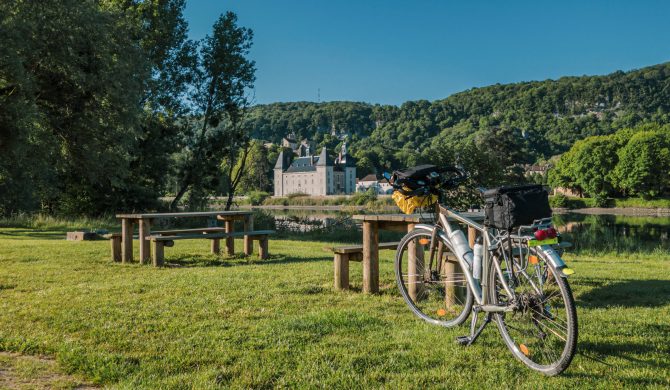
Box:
[549,194,568,208]
[287,192,309,199]
[247,191,270,206]
[351,188,377,206]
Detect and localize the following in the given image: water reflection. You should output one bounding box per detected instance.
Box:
[553,214,670,254]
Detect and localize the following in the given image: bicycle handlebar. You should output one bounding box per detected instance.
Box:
[385,166,468,196]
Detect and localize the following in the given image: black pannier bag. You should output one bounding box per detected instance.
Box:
[392,164,438,190]
[483,184,552,230]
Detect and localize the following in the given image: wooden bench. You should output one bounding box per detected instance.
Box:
[147,230,275,266]
[327,242,399,290]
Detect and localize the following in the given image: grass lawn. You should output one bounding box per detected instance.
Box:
[0,226,668,389]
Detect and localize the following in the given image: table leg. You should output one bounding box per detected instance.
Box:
[139,218,151,264]
[211,239,220,255]
[362,221,379,294]
[244,214,254,256]
[224,219,234,256]
[407,223,424,301]
[468,226,477,248]
[122,218,133,263]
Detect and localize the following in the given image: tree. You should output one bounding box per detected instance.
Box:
[614,130,670,198]
[237,140,271,193]
[548,135,618,200]
[171,12,256,210]
[0,0,148,215]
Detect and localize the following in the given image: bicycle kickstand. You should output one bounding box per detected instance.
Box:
[456,307,492,346]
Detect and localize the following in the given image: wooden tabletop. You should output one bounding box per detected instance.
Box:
[353,211,485,223]
[115,210,253,219]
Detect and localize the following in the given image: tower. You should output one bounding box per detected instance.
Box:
[316,147,333,195]
[273,151,288,196]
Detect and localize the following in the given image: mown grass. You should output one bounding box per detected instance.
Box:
[0,224,668,388]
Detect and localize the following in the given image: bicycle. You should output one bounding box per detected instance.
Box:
[387,165,577,376]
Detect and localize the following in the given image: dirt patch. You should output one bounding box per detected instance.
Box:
[0,352,95,390]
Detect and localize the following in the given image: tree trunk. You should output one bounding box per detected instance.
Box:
[170,173,191,211]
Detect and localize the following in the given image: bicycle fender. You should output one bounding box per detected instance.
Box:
[538,245,574,278]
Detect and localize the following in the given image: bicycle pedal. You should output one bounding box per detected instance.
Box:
[455,336,471,346]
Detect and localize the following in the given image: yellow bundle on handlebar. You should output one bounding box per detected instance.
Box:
[392,188,438,214]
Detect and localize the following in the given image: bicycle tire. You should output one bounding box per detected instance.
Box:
[488,245,578,376]
[395,228,473,327]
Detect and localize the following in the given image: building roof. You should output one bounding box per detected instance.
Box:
[285,157,317,173]
[315,147,333,166]
[359,173,379,182]
[274,151,291,169]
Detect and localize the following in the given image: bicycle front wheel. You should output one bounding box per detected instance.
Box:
[395,229,473,327]
[488,246,577,376]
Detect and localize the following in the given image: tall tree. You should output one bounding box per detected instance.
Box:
[171,11,256,210]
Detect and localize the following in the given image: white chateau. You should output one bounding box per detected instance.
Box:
[273,140,356,196]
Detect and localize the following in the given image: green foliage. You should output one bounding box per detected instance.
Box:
[247,191,270,206]
[549,124,670,199]
[237,141,272,193]
[350,188,378,205]
[613,129,670,199]
[169,11,256,210]
[287,192,309,199]
[549,194,568,208]
[246,63,670,182]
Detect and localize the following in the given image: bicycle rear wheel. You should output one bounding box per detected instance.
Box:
[488,246,577,375]
[395,229,473,327]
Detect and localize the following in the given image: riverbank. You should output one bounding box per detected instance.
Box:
[246,204,670,216]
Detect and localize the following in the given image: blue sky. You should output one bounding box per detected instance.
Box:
[184,0,670,105]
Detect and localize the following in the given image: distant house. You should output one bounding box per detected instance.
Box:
[273,142,356,196]
[357,174,394,195]
[524,164,549,176]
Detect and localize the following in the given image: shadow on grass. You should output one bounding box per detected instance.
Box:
[576,279,670,308]
[575,338,669,375]
[163,253,332,268]
[0,230,72,240]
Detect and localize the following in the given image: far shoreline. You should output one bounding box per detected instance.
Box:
[240,204,670,216]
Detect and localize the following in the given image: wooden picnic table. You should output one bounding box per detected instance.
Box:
[115,211,253,264]
[352,212,485,293]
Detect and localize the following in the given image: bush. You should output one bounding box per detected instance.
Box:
[247,191,270,206]
[287,192,309,199]
[593,194,611,208]
[549,194,568,208]
[351,188,377,206]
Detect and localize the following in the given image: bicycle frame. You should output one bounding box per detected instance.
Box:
[413,205,519,313]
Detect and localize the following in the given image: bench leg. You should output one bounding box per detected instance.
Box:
[258,237,268,259]
[122,219,133,263]
[211,238,220,255]
[139,219,151,265]
[244,215,254,256]
[224,220,234,256]
[152,241,164,267]
[111,237,121,262]
[334,253,350,290]
[362,221,379,294]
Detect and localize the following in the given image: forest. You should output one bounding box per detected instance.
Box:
[246,63,670,186]
[2,0,669,217]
